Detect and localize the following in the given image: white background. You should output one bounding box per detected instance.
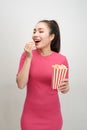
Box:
[0,0,87,130]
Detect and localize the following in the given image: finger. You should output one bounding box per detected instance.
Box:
[61,87,69,93]
[26,43,35,49]
[24,43,32,50]
[59,82,69,87]
[58,86,69,92]
[58,85,67,90]
[61,78,69,82]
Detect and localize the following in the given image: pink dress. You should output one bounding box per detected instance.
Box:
[17,49,69,130]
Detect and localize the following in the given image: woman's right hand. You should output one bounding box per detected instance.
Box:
[24,42,35,58]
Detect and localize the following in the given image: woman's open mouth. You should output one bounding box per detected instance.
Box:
[34,40,41,45]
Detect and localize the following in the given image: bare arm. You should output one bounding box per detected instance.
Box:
[16,42,34,89]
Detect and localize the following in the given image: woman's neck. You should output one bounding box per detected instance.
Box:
[37,48,53,56]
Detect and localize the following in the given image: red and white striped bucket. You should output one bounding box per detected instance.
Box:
[52,64,68,89]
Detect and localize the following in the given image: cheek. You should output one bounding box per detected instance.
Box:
[41,32,49,38]
[43,35,50,41]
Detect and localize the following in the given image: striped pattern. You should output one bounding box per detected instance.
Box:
[52,64,68,89]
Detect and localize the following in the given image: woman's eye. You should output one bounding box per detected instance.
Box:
[33,30,44,34]
[39,31,44,33]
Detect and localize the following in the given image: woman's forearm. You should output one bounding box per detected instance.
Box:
[16,57,32,89]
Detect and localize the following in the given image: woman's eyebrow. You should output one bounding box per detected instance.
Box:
[33,28,44,31]
[38,28,44,30]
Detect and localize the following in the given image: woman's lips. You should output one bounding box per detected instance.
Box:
[34,41,41,45]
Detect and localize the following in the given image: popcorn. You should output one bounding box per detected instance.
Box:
[52,64,68,89]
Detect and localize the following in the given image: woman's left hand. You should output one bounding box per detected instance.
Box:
[58,79,69,94]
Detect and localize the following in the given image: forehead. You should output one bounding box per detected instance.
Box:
[34,22,49,30]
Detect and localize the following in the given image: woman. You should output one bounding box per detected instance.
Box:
[16,20,69,130]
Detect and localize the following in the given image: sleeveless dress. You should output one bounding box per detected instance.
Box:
[17,49,69,130]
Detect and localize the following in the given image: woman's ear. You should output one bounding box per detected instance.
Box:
[50,34,55,41]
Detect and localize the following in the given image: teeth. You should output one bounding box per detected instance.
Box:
[34,40,40,42]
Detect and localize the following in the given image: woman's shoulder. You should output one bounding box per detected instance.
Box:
[20,49,37,59]
[53,51,67,60]
[53,52,69,65]
[21,51,26,57]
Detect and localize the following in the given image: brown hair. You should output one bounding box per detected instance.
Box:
[38,20,61,53]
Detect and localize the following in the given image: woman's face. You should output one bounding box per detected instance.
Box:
[32,22,54,49]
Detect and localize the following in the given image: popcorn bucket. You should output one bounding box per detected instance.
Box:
[52,64,68,89]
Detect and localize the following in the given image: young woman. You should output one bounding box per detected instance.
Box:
[16,20,69,130]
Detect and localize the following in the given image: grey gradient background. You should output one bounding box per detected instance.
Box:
[0,0,87,130]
